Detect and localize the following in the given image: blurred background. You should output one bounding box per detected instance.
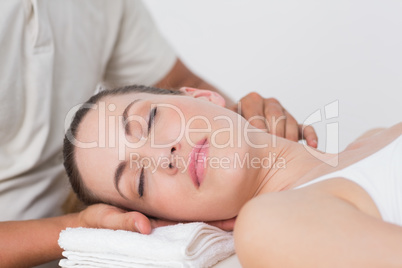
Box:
[145,0,401,153]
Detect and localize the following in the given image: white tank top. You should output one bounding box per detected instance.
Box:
[297,135,402,226]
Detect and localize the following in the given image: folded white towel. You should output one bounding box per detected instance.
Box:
[58,222,235,268]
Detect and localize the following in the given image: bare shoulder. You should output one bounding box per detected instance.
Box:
[354,127,385,141]
[390,121,402,132]
[345,122,401,151]
[234,186,402,268]
[234,188,339,267]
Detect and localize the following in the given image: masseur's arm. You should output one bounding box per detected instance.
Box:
[0,203,235,267]
[0,204,150,267]
[154,59,318,147]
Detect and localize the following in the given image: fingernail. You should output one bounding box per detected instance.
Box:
[135,222,142,234]
[311,139,318,147]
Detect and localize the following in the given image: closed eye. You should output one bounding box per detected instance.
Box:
[138,167,145,198]
[147,107,157,135]
[138,106,157,198]
[138,107,157,198]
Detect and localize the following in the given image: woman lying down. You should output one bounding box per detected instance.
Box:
[63,85,402,268]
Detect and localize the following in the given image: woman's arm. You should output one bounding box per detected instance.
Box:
[234,187,402,268]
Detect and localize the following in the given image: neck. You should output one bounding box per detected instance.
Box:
[249,132,335,196]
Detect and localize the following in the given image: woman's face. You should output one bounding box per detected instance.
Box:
[75,89,266,221]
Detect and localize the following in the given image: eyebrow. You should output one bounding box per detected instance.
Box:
[114,162,127,199]
[122,99,142,136]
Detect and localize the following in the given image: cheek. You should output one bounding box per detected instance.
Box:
[206,151,252,211]
[209,144,251,182]
[144,177,189,218]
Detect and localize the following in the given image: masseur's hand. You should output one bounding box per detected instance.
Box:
[78,203,153,234]
[232,92,318,148]
[79,204,235,234]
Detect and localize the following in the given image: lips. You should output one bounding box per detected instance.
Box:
[188,138,209,188]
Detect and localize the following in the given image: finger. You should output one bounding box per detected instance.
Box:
[79,204,153,234]
[284,110,299,142]
[105,210,152,234]
[264,98,286,137]
[206,217,236,231]
[299,124,318,148]
[239,92,267,130]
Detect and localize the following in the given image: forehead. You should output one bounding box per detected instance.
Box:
[77,93,136,142]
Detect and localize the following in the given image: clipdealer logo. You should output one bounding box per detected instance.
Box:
[302,100,339,167]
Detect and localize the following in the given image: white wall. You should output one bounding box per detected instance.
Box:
[144,0,402,152]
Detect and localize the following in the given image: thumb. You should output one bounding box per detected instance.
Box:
[105,211,152,234]
[79,204,153,234]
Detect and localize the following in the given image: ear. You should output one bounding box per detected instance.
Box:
[179,87,226,107]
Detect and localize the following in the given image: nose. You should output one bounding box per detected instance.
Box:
[127,143,181,175]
